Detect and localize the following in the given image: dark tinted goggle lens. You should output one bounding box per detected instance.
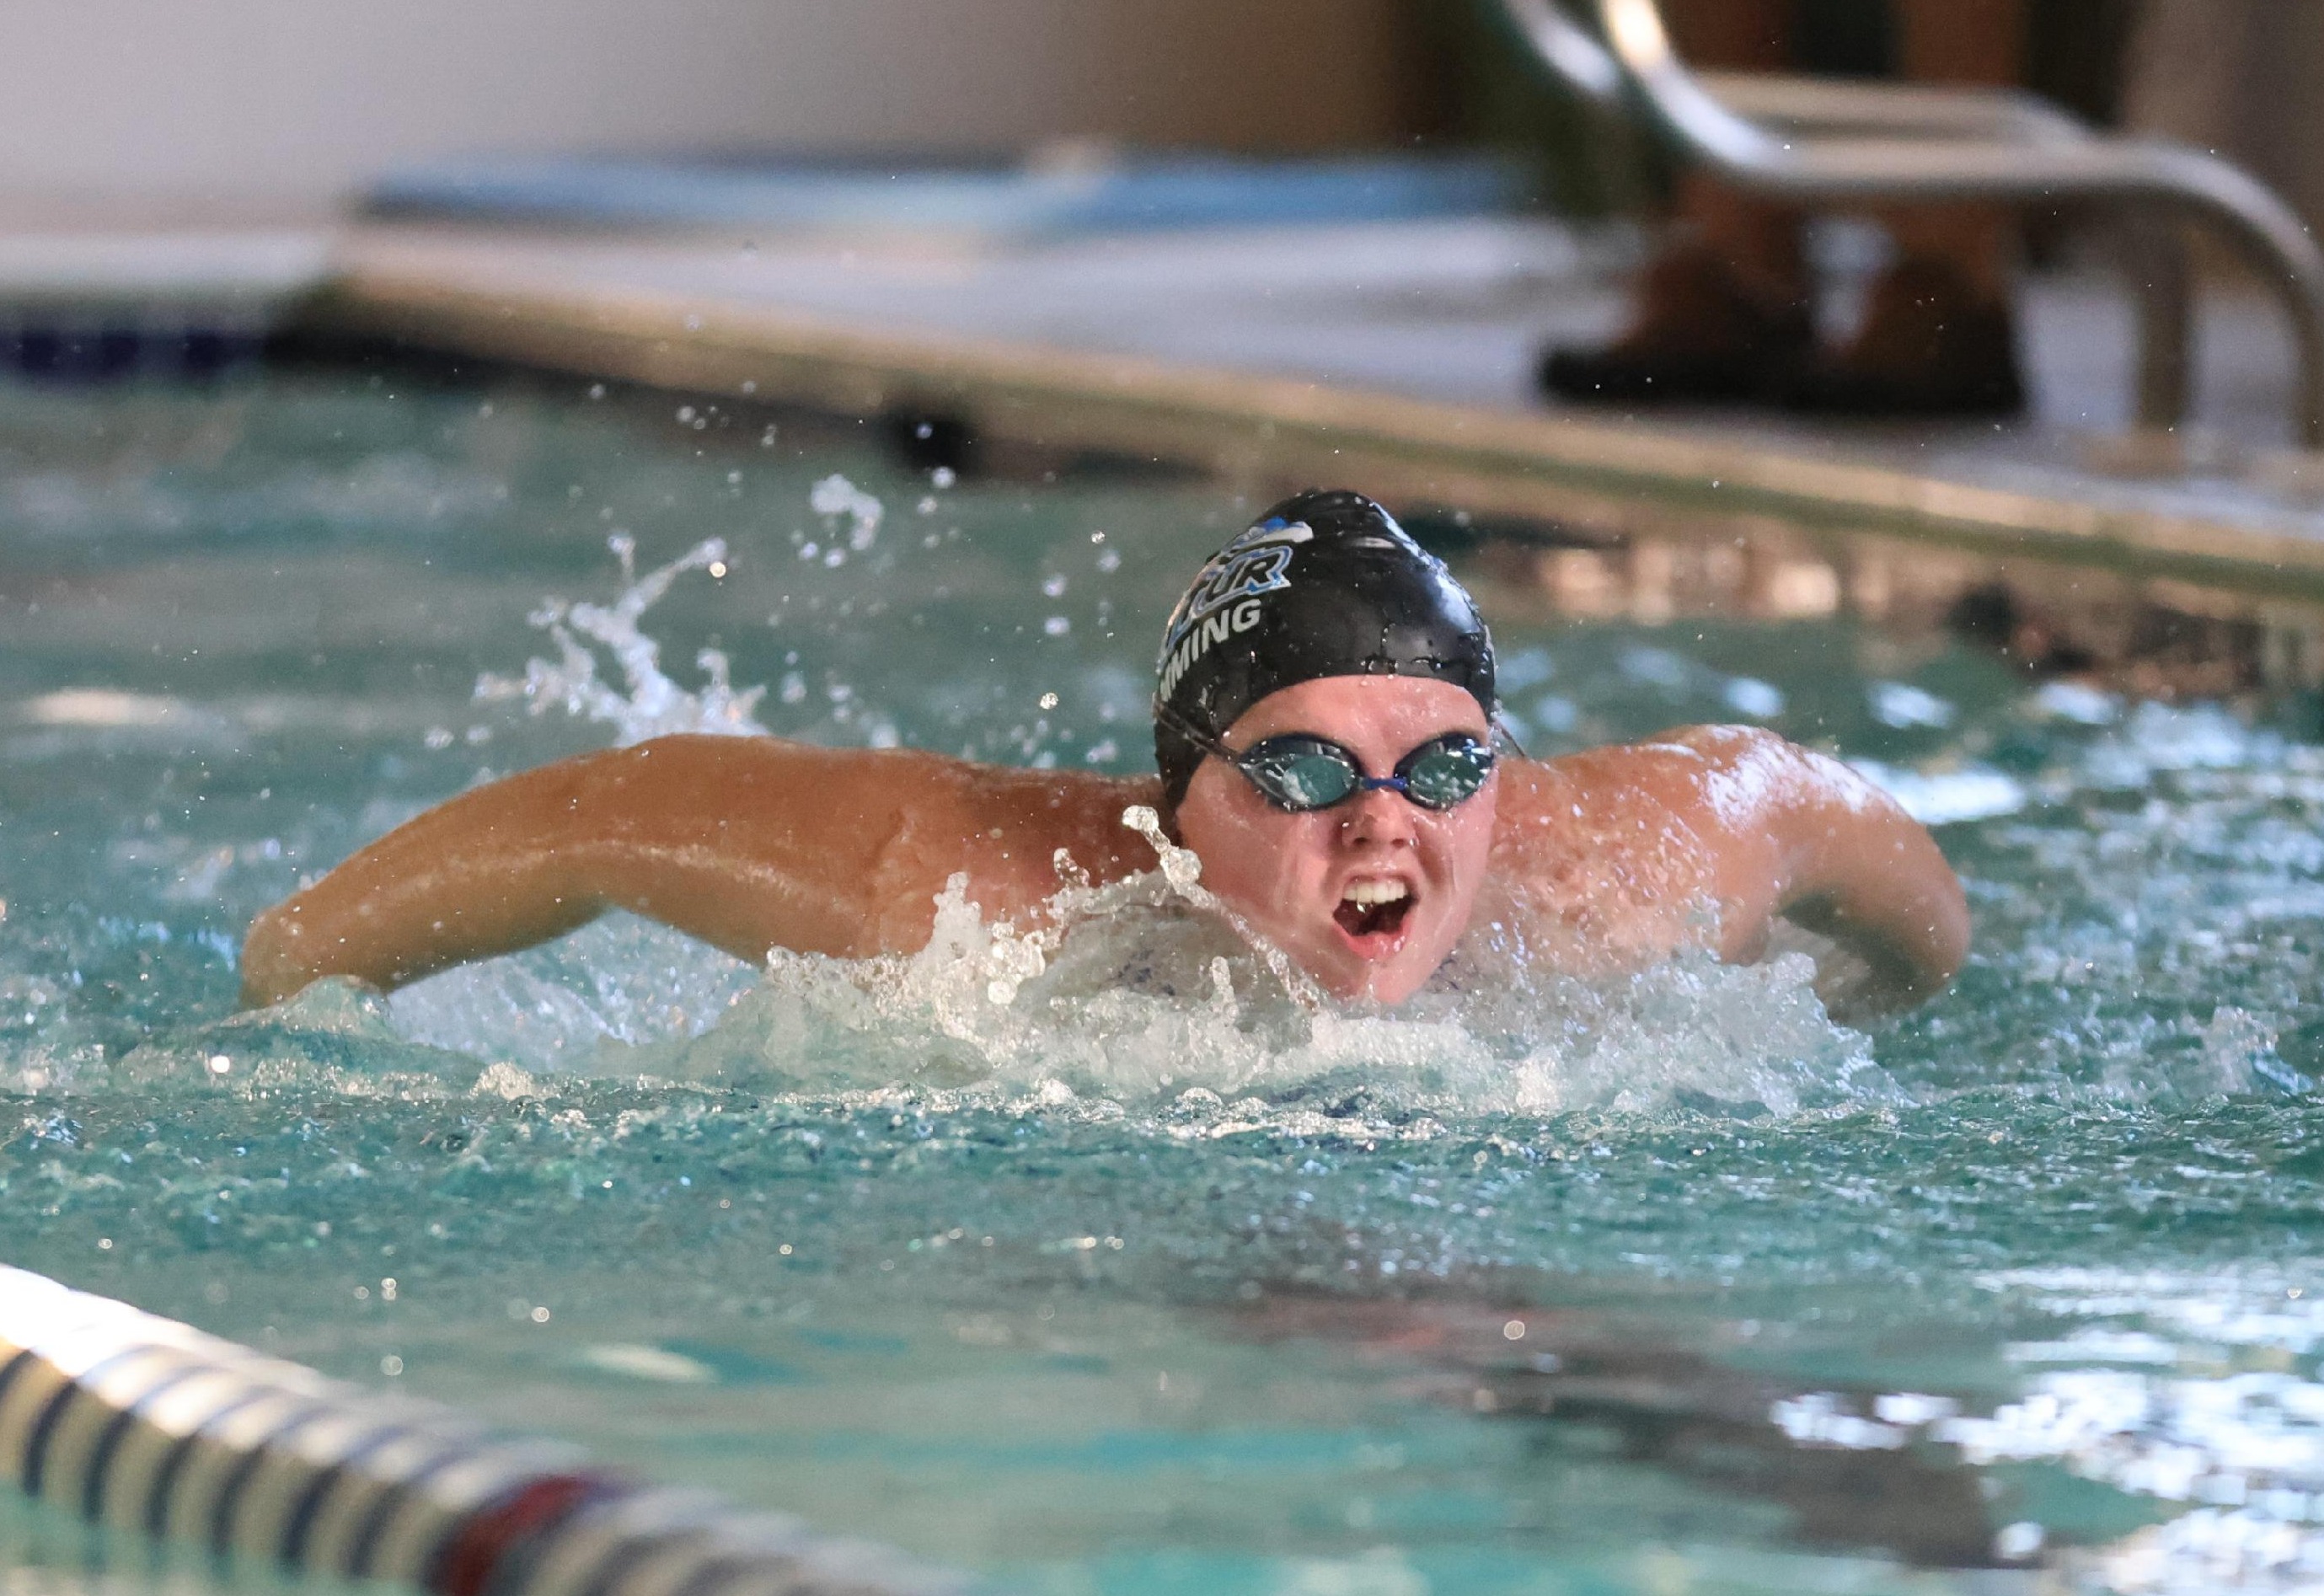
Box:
[1239,738,1363,810]
[1398,736,1497,809]
[1233,733,1494,812]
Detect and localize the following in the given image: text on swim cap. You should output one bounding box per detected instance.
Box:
[1156,598,1264,704]
[1159,518,1311,662]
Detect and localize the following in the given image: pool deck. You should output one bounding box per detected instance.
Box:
[14,212,2324,590]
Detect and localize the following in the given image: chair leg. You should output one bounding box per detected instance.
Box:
[2125,212,2193,432]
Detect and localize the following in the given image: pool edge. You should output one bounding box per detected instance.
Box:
[303,249,2324,598]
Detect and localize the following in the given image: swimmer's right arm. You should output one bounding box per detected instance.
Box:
[238,736,1157,1007]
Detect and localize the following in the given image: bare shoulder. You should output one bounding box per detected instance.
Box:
[878,748,1165,902]
[1483,726,1904,966]
[1576,724,1890,833]
[1490,724,1813,842]
[1489,726,1963,999]
[1482,734,1741,966]
[1492,724,1903,877]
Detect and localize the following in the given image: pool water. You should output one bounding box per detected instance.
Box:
[6,367,2324,1593]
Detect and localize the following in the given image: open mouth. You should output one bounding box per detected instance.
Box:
[1333,879,1415,945]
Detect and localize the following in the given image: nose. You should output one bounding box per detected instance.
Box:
[1337,785,1417,849]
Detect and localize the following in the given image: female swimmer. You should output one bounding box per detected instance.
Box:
[241,490,1967,1015]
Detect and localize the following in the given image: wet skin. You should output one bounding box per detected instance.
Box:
[239,677,1969,1017]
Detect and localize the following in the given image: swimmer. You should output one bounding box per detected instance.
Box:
[239,490,1967,1016]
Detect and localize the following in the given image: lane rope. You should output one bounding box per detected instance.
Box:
[0,1265,966,1596]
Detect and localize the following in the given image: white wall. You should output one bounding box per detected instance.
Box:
[0,0,1416,216]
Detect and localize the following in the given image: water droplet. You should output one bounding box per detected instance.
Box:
[811,474,883,549]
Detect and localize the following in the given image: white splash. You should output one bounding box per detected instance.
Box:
[2071,700,2284,791]
[1118,804,1322,1007]
[1847,758,2028,826]
[393,809,1889,1123]
[809,473,882,551]
[472,533,766,746]
[388,912,758,1069]
[1867,679,1957,730]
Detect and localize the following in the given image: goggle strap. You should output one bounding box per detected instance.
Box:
[1491,706,1529,760]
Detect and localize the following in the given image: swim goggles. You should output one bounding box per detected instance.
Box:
[1157,701,1497,813]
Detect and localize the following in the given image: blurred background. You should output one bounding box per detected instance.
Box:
[0,0,1442,221]
[1,0,2319,456]
[0,0,2179,222]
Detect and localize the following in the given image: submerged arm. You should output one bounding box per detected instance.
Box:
[239,735,1154,1007]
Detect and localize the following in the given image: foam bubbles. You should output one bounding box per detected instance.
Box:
[379,817,1890,1126]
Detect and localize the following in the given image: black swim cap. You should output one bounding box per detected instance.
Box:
[1153,489,1495,811]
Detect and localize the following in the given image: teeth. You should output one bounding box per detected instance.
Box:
[1341,881,1410,907]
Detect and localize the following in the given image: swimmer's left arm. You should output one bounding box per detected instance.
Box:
[1647,726,1969,1013]
[1491,726,1967,1014]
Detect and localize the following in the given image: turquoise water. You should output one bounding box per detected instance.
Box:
[5,369,2324,1593]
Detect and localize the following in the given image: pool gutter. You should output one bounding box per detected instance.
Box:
[306,247,2324,597]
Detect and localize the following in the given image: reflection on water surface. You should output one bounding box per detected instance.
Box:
[0,368,2321,1593]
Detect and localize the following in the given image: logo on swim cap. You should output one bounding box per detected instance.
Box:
[1159,516,1312,659]
[1152,489,1497,812]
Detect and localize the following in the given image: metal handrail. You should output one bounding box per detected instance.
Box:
[1693,75,2084,144]
[1500,0,1625,108]
[1498,0,2324,446]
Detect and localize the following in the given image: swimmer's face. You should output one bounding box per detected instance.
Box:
[1173,675,1497,1006]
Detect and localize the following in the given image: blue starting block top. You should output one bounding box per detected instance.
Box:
[365,152,1529,236]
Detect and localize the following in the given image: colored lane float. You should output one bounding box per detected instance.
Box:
[0,1266,960,1596]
